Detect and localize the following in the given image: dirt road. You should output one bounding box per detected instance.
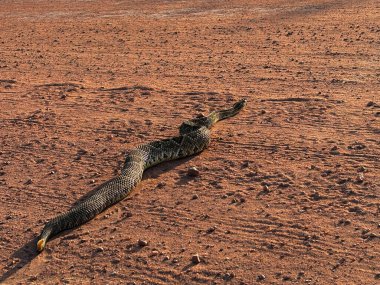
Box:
[0,0,379,284]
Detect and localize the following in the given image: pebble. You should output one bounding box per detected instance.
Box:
[241,161,250,168]
[310,191,322,201]
[191,253,201,264]
[231,197,239,203]
[28,276,38,282]
[357,166,366,172]
[206,226,216,233]
[366,101,375,107]
[192,194,199,200]
[77,148,88,155]
[356,173,364,183]
[163,255,170,261]
[256,274,266,281]
[138,239,148,247]
[374,273,380,279]
[297,271,305,278]
[95,247,104,253]
[223,272,235,280]
[348,206,364,214]
[187,167,200,177]
[337,219,351,226]
[156,182,166,189]
[25,178,32,185]
[330,145,339,154]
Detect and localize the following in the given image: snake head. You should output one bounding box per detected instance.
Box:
[37,238,46,252]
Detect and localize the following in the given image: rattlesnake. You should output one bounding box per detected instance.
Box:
[37,99,247,251]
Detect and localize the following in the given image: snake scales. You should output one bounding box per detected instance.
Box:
[37,99,246,251]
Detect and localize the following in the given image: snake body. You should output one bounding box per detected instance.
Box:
[37,99,246,251]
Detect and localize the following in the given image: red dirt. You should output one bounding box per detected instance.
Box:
[0,0,379,284]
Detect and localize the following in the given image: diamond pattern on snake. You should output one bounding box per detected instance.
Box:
[37,99,247,251]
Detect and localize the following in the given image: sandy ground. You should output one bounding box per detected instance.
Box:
[0,0,379,284]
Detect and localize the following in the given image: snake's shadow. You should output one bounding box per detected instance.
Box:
[0,155,198,283]
[0,238,38,283]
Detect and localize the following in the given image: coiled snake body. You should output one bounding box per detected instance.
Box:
[37,99,246,251]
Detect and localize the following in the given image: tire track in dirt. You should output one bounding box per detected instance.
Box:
[1,0,379,284]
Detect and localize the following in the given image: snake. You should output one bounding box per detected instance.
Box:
[37,99,247,251]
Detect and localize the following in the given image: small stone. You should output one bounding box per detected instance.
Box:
[28,276,38,282]
[163,255,170,261]
[283,275,291,281]
[356,173,364,183]
[192,194,199,200]
[223,272,235,280]
[172,258,179,263]
[241,161,250,168]
[206,226,216,234]
[348,142,366,150]
[151,250,159,256]
[366,101,375,107]
[330,146,339,155]
[240,197,246,203]
[191,254,201,264]
[156,181,166,188]
[138,239,148,247]
[310,191,322,201]
[348,206,364,214]
[95,247,104,253]
[25,179,32,185]
[297,271,305,278]
[257,274,266,281]
[337,219,351,226]
[77,148,88,155]
[231,197,239,203]
[357,166,366,172]
[187,167,200,177]
[374,273,380,279]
